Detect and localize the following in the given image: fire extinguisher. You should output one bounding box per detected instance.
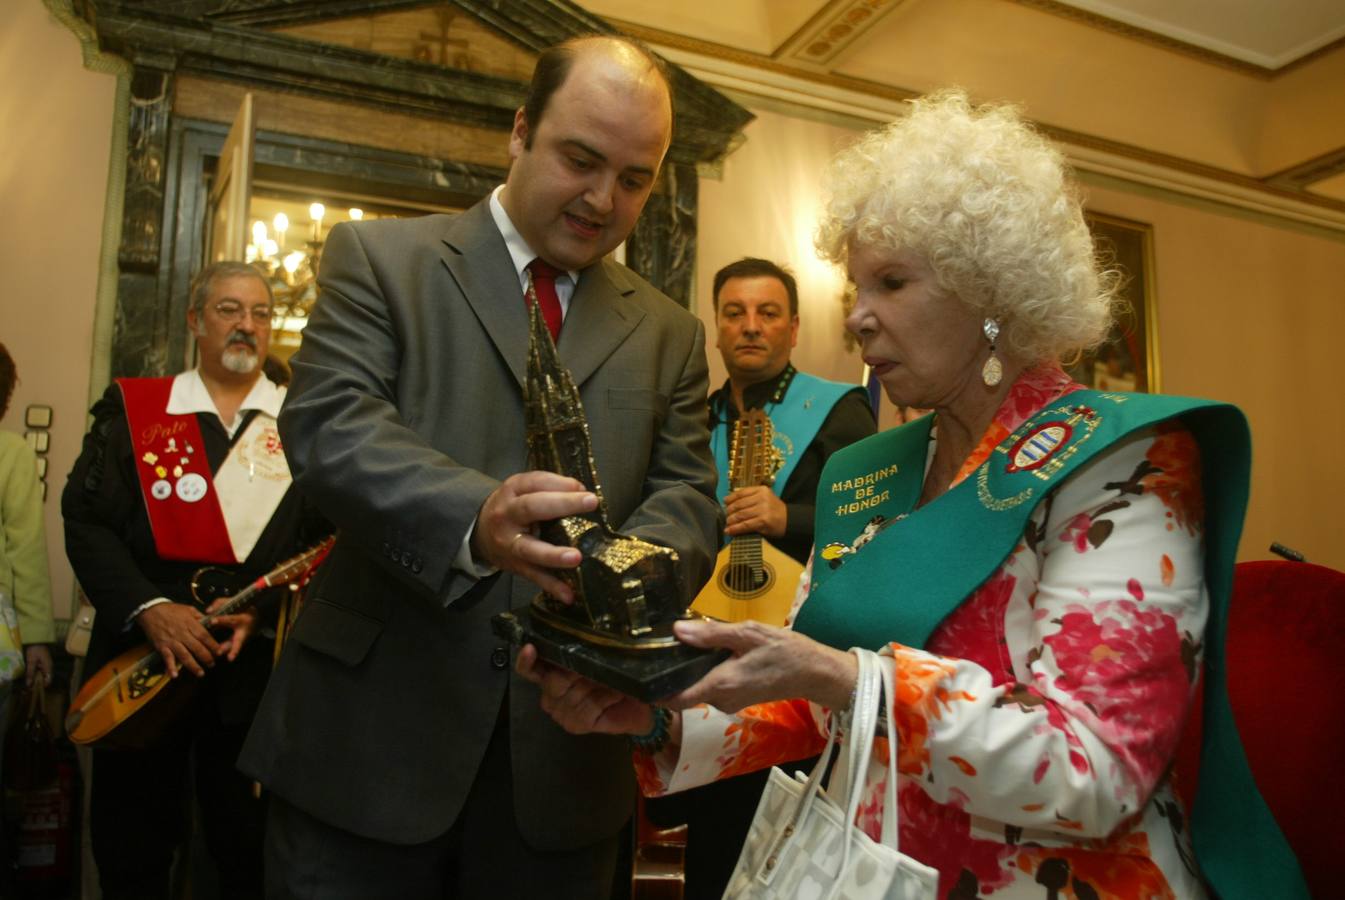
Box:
[11,763,75,892]
[4,679,76,896]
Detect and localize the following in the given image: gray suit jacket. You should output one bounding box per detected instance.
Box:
[239,201,720,848]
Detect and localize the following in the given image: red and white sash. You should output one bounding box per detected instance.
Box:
[118,377,291,564]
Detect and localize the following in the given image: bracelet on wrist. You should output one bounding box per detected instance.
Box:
[842,679,858,715]
[831,658,860,734]
[629,706,672,754]
[837,653,860,715]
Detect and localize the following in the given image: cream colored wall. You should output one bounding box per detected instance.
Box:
[1079,179,1345,570]
[0,2,118,619]
[700,101,1345,571]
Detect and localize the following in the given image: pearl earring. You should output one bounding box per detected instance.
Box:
[981,318,1002,387]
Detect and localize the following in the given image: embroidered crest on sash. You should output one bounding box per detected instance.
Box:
[1006,422,1071,472]
[231,423,289,483]
[979,403,1104,511]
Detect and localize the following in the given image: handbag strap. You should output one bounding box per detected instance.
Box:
[876,648,902,852]
[834,649,904,850]
[754,702,843,884]
[755,648,883,889]
[820,648,884,900]
[841,648,882,817]
[754,648,895,893]
[827,649,877,805]
[26,677,45,720]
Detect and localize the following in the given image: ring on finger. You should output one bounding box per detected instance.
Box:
[510,532,526,553]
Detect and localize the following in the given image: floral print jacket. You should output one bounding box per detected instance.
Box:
[639,367,1208,900]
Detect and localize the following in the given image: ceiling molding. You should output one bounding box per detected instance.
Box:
[1069,146,1345,235]
[613,19,919,102]
[1266,146,1345,192]
[641,37,1345,234]
[774,0,905,67]
[1277,33,1345,76]
[1011,0,1345,79]
[771,0,843,61]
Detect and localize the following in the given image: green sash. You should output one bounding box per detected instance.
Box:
[794,390,1307,900]
[710,373,861,504]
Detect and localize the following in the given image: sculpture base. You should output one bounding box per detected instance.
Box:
[492,606,729,703]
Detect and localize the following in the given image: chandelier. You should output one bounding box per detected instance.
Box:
[245,202,366,338]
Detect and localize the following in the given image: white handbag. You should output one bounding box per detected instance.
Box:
[722,647,939,900]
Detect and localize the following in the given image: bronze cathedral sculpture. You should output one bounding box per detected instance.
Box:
[492,281,725,701]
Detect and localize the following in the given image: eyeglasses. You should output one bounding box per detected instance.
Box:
[211,301,273,325]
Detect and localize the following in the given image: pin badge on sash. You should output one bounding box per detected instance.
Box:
[821,512,907,569]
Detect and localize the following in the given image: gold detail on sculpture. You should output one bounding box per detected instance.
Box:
[522,277,688,650]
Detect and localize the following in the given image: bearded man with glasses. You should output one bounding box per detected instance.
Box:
[62,260,327,899]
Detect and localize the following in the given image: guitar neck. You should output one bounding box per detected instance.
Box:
[726,408,780,572]
[197,537,332,627]
[727,532,765,565]
[198,580,264,627]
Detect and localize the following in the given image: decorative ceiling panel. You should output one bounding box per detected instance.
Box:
[776,0,906,67]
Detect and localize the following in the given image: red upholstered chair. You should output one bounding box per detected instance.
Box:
[1173,559,1345,899]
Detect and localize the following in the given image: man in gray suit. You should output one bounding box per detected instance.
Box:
[240,36,720,898]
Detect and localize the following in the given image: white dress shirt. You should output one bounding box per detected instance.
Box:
[166,368,285,439]
[450,189,582,590]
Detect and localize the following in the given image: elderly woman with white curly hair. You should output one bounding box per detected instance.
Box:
[520,90,1305,899]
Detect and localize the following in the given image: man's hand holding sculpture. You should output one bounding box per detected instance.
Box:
[471,471,597,603]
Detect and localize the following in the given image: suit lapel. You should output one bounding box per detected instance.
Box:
[440,202,530,389]
[560,261,644,388]
[440,202,645,391]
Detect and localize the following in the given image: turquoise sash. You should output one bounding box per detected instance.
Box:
[710,372,861,503]
[794,390,1307,900]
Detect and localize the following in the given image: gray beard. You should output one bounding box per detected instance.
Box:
[222,346,259,374]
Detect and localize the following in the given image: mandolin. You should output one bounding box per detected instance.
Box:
[65,537,334,749]
[692,409,803,626]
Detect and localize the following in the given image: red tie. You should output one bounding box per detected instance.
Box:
[526,258,564,343]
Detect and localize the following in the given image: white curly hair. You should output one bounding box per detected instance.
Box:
[816,89,1118,363]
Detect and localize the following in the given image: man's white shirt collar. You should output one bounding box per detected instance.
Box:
[166,369,285,438]
[488,184,577,312]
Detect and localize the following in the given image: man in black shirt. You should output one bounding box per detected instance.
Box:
[707,257,875,565]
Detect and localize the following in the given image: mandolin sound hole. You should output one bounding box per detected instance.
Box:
[127,660,166,699]
[719,562,775,599]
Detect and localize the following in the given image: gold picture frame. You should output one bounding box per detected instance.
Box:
[1065,212,1160,393]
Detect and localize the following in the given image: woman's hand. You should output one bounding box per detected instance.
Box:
[23,644,53,688]
[515,644,656,737]
[662,619,858,713]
